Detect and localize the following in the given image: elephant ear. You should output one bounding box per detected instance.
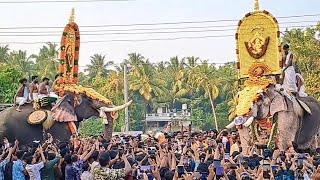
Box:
[51,95,77,122]
[270,94,287,116]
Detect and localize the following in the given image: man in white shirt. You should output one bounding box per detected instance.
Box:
[25,146,46,180]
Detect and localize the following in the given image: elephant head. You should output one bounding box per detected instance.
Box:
[226,80,305,152]
[52,85,132,140]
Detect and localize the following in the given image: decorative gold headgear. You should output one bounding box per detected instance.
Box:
[254,0,259,11]
[69,8,75,24]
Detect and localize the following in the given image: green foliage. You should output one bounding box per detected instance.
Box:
[282,25,320,100]
[0,65,23,103]
[78,117,103,137]
[215,101,230,128]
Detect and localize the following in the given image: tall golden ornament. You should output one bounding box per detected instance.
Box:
[254,0,259,11]
[57,8,80,85]
[235,0,281,79]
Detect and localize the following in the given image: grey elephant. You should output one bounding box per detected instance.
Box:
[0,88,132,145]
[226,83,320,152]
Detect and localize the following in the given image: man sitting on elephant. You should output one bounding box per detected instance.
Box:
[14,78,29,112]
[38,77,50,99]
[282,44,297,95]
[29,75,39,102]
[49,75,59,98]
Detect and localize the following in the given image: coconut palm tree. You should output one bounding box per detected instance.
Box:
[85,54,114,78]
[129,60,166,130]
[7,50,35,80]
[34,42,59,79]
[126,53,145,67]
[0,45,10,64]
[129,60,165,102]
[165,56,190,109]
[191,60,220,131]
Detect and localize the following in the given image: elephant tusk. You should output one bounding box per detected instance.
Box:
[243,116,254,127]
[226,121,235,129]
[100,100,133,112]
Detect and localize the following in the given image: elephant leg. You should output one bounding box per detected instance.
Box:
[238,127,251,156]
[277,112,298,151]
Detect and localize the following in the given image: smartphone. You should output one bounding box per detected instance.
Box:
[263,164,271,178]
[118,148,123,157]
[200,172,208,179]
[271,165,279,175]
[224,153,230,160]
[299,153,306,159]
[199,143,204,150]
[136,169,142,179]
[216,166,224,176]
[213,160,221,167]
[183,157,188,164]
[177,165,184,178]
[194,171,201,179]
[210,140,216,147]
[239,155,244,163]
[186,141,191,148]
[297,158,303,169]
[140,165,151,173]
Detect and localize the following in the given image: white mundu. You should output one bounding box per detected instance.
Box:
[16,97,27,106]
[296,73,308,97]
[283,52,297,93]
[29,93,39,100]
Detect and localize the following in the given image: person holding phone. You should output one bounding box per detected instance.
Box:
[25,145,47,180]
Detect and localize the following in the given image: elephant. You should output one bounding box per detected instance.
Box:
[226,84,320,152]
[0,92,131,145]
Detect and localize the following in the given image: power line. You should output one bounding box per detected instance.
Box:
[0,35,235,44]
[0,25,315,37]
[0,21,317,34]
[0,14,319,30]
[0,0,134,4]
[0,24,315,44]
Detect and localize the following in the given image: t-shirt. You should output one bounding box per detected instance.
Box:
[81,171,93,180]
[90,161,99,174]
[275,170,295,180]
[41,157,60,180]
[230,143,240,155]
[12,160,25,180]
[0,158,10,180]
[26,162,44,180]
[65,164,76,180]
[93,166,125,180]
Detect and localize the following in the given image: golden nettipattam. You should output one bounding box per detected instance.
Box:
[235,0,281,79]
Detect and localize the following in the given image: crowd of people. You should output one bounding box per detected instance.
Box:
[1,128,320,180]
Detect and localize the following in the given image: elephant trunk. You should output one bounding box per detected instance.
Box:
[100,100,133,112]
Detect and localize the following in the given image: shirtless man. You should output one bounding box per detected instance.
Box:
[14,78,28,112]
[38,77,50,98]
[50,75,59,98]
[29,75,39,102]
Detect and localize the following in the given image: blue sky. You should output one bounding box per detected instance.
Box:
[0,0,319,70]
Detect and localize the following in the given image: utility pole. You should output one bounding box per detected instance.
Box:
[124,62,129,132]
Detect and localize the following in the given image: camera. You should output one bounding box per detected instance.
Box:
[148,147,156,155]
[256,144,267,149]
